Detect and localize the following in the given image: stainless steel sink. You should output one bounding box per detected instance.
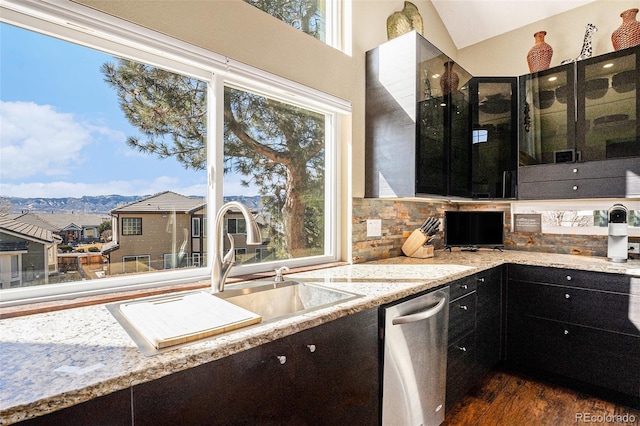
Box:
[215,280,361,321]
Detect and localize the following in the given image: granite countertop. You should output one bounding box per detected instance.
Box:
[2,250,640,424]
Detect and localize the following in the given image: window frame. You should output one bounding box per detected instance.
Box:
[0,0,350,307]
[121,218,143,236]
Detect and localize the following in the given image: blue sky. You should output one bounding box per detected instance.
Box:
[0,23,251,199]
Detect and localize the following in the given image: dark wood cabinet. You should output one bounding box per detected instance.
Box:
[469,77,518,198]
[518,45,640,199]
[365,31,473,198]
[446,267,502,411]
[131,309,379,425]
[506,265,640,401]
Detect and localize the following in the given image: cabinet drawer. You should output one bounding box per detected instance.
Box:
[449,292,477,343]
[510,281,640,336]
[446,332,476,411]
[518,176,634,199]
[507,316,640,397]
[450,275,478,301]
[509,264,636,294]
[519,158,640,182]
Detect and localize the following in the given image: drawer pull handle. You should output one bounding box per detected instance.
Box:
[277,356,287,364]
[307,344,316,353]
[565,294,571,299]
[564,330,569,335]
[566,275,572,281]
[573,168,578,173]
[455,345,467,352]
[477,278,485,283]
[461,284,468,290]
[459,305,468,310]
[572,185,578,191]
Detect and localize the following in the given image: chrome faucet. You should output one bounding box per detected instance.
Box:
[274,266,290,282]
[212,201,262,293]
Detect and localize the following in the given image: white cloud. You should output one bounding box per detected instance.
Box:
[0,101,123,180]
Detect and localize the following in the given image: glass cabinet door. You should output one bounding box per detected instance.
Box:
[519,64,575,165]
[416,57,472,196]
[577,47,639,161]
[470,77,518,198]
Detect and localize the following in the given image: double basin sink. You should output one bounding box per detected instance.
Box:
[110,279,361,355]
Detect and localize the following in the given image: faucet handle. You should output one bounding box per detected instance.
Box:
[274,266,290,282]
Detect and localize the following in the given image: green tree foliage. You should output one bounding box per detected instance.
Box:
[244,0,326,40]
[101,60,325,257]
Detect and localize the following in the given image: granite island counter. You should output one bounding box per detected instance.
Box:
[2,250,640,424]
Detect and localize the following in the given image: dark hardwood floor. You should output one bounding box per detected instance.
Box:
[443,368,640,426]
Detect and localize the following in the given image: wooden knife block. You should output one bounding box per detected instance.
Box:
[401,228,435,258]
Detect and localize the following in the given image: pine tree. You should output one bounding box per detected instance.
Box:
[101,59,324,257]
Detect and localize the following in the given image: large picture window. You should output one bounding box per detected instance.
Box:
[0,0,347,306]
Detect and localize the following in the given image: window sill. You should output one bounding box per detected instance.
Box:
[0,262,347,319]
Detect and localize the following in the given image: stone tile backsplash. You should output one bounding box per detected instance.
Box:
[352,198,635,263]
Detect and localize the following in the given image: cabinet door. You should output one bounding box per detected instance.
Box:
[576,46,639,162]
[475,268,502,376]
[293,309,379,425]
[448,291,477,343]
[469,77,518,198]
[132,337,294,426]
[519,64,576,166]
[445,331,476,411]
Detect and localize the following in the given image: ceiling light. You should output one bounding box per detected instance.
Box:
[603,63,614,69]
[548,76,557,82]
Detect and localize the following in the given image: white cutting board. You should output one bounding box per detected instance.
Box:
[119,291,261,349]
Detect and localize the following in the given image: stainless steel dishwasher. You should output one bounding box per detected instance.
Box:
[381,286,450,426]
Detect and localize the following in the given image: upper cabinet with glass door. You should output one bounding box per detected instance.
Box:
[519,63,575,166]
[577,47,639,161]
[518,45,640,200]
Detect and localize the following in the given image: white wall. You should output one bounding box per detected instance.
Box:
[457,0,640,76]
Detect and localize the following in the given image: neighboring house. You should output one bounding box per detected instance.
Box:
[7,212,110,244]
[108,191,272,276]
[0,215,61,289]
[108,191,207,275]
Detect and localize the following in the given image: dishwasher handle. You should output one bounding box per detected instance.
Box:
[392,297,446,325]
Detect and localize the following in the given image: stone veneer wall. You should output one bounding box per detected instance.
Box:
[351,198,636,263]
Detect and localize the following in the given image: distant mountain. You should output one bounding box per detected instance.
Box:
[3,194,262,214]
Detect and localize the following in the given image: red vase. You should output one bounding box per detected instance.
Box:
[527,31,553,72]
[439,61,459,95]
[612,8,640,51]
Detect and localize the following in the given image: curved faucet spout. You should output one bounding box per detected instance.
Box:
[213,201,262,293]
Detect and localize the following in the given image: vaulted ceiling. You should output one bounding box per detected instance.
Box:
[430,0,598,48]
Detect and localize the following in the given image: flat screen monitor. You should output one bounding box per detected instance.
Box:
[444,211,505,250]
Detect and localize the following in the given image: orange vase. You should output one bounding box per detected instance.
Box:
[612,8,640,51]
[527,31,553,72]
[439,61,459,95]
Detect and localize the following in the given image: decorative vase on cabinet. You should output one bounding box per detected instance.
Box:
[527,31,553,72]
[612,8,640,51]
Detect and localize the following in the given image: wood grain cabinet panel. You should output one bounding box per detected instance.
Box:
[506,264,640,403]
[131,309,378,425]
[446,267,503,412]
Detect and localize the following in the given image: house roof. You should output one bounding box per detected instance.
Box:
[0,215,60,245]
[111,191,206,214]
[6,212,109,230]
